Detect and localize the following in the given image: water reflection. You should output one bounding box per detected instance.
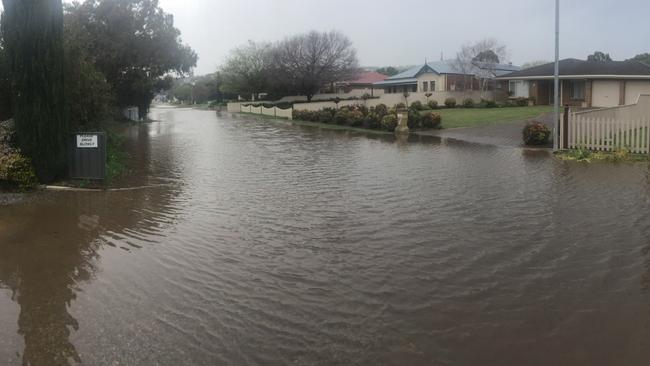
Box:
[0,127,180,365]
[1,108,650,365]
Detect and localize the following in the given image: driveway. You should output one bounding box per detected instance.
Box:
[416,113,554,148]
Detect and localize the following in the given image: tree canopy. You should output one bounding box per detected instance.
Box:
[376,66,399,76]
[629,53,650,65]
[64,0,197,118]
[587,51,612,62]
[219,31,359,101]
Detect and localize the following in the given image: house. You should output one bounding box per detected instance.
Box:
[373,60,520,94]
[496,58,650,108]
[335,71,388,96]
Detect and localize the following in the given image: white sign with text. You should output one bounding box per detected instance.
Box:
[76,134,98,148]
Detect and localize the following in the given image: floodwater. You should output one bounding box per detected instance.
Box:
[1,106,650,366]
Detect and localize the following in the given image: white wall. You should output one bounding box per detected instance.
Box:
[292,91,495,111]
[592,80,620,107]
[625,81,650,105]
[573,94,650,121]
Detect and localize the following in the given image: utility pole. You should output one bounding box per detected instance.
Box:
[553,0,560,150]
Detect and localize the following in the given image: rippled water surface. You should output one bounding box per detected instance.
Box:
[1,106,650,365]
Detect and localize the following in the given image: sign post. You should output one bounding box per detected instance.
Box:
[69,132,107,182]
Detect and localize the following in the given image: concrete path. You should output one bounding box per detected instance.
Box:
[416,113,554,148]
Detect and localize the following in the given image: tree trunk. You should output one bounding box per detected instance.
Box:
[2,0,68,182]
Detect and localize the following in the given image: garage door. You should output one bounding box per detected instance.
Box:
[624,81,650,105]
[592,81,620,107]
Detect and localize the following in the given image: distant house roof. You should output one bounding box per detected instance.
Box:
[497,59,650,79]
[348,71,388,85]
[374,60,520,86]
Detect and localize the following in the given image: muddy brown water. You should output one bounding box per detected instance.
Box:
[1,106,650,365]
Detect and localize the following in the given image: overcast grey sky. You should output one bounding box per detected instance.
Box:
[157,0,650,75]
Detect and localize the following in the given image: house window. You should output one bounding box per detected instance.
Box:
[430,81,436,91]
[422,81,428,92]
[411,84,417,93]
[570,81,585,100]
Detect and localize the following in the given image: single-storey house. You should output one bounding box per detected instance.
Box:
[373,61,520,94]
[334,71,388,96]
[496,58,650,108]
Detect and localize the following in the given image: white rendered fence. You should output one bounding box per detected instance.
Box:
[564,113,650,154]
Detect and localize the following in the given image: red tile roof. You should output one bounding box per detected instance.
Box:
[349,71,388,85]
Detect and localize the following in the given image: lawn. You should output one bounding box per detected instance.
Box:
[423,106,554,129]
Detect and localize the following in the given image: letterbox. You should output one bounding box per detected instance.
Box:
[69,132,107,180]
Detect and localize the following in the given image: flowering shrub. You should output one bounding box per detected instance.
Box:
[522,122,551,145]
[0,152,38,190]
[421,112,442,129]
[373,104,388,119]
[348,110,365,127]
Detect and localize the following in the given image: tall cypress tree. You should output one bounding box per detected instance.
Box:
[2,0,67,182]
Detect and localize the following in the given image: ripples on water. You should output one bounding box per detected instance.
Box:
[1,106,650,365]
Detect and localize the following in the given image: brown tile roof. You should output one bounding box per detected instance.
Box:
[348,71,388,85]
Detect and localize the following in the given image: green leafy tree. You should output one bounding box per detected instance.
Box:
[630,53,650,65]
[587,51,612,62]
[63,30,113,130]
[2,0,68,182]
[376,66,399,76]
[65,0,197,119]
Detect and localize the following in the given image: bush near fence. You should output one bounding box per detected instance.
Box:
[291,104,442,132]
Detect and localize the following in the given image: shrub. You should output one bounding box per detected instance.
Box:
[348,110,365,127]
[374,103,388,118]
[334,109,351,125]
[318,109,335,123]
[515,97,529,107]
[381,114,398,132]
[444,97,456,108]
[365,112,381,129]
[421,112,442,129]
[0,152,38,190]
[407,109,421,129]
[480,99,497,108]
[462,98,475,108]
[522,122,551,146]
[410,100,423,111]
[427,100,438,109]
[395,102,406,110]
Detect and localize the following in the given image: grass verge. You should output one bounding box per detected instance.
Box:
[555,147,649,163]
[421,106,554,129]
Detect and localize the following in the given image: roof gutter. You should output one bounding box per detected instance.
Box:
[496,75,650,80]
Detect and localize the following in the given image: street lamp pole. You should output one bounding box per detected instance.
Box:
[553,0,560,150]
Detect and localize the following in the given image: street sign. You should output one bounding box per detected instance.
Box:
[69,132,107,181]
[76,134,98,148]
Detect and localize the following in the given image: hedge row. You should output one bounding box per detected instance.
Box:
[292,104,442,132]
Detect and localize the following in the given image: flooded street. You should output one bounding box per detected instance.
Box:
[2,106,650,365]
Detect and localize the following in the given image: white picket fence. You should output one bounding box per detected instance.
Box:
[237,104,293,120]
[564,113,650,154]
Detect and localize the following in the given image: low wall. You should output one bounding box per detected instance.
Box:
[226,102,293,120]
[572,94,650,121]
[292,91,495,111]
